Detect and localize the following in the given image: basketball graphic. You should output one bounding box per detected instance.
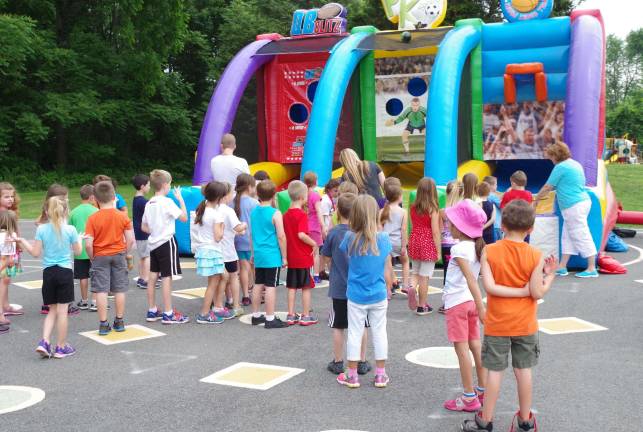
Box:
[511,0,539,13]
[317,3,345,19]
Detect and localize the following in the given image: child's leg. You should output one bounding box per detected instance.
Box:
[302,288,312,317]
[287,288,296,315]
[264,286,276,317]
[469,339,486,390]
[417,274,429,306]
[228,271,240,309]
[481,370,503,422]
[201,275,221,316]
[333,329,344,362]
[139,257,150,282]
[400,255,410,289]
[514,368,533,422]
[114,292,126,319]
[0,276,9,310]
[42,303,57,342]
[147,272,158,309]
[251,284,264,315]
[79,278,89,302]
[239,259,250,298]
[367,300,388,369]
[55,303,69,346]
[313,248,320,276]
[215,273,229,309]
[346,301,368,370]
[161,277,173,313]
[454,341,475,394]
[96,292,109,322]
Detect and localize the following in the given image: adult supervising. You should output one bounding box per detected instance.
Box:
[210,133,250,188]
[535,142,598,278]
[339,149,386,207]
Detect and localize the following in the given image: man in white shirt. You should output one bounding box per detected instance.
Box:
[210,133,250,187]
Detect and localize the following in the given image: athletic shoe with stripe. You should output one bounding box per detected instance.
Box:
[162,310,189,324]
[53,344,76,359]
[36,339,52,358]
[337,372,360,388]
[146,309,163,322]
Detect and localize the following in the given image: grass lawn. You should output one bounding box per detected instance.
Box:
[607,164,643,212]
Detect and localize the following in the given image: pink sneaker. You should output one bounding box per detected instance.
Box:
[509,411,537,432]
[337,372,360,388]
[374,374,389,388]
[444,395,481,412]
[407,286,418,310]
[477,392,484,406]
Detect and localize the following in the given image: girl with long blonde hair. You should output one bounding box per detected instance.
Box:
[339,148,386,206]
[0,182,22,324]
[337,195,393,389]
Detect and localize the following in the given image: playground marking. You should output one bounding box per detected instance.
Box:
[405,346,474,369]
[0,386,45,415]
[622,244,643,267]
[538,317,607,335]
[122,350,197,375]
[635,280,643,284]
[180,261,196,269]
[200,362,305,390]
[172,287,206,300]
[79,324,165,345]
[12,280,42,290]
[239,312,289,326]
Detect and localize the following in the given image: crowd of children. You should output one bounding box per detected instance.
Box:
[1,163,561,431]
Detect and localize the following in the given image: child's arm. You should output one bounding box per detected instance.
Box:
[529,254,557,299]
[233,222,247,235]
[85,237,94,260]
[480,249,530,297]
[71,237,83,257]
[400,209,409,257]
[273,211,288,267]
[16,238,41,258]
[213,222,224,243]
[384,255,393,289]
[124,229,135,253]
[483,205,496,230]
[298,232,317,248]
[431,210,442,261]
[455,257,486,321]
[172,187,188,223]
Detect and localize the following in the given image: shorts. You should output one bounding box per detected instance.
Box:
[195,246,224,277]
[405,124,425,134]
[445,301,480,342]
[411,260,435,277]
[150,238,181,279]
[328,298,370,329]
[482,333,540,371]
[42,266,74,305]
[309,230,323,246]
[136,240,150,259]
[286,268,314,289]
[90,253,129,294]
[225,261,238,273]
[237,250,252,261]
[390,242,402,258]
[73,259,91,280]
[255,267,280,288]
[441,245,453,284]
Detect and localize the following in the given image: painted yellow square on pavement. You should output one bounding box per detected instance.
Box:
[12,280,42,290]
[180,261,196,269]
[79,324,166,345]
[538,317,607,335]
[200,362,305,390]
[172,287,206,300]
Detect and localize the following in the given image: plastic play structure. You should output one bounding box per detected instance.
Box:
[179,0,627,271]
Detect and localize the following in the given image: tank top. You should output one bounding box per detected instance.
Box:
[250,206,282,268]
[441,215,457,247]
[382,205,404,247]
[408,205,438,261]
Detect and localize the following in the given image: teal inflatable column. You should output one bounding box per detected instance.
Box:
[425,25,481,184]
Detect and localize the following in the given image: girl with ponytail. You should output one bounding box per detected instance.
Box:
[232,174,258,306]
[380,183,409,295]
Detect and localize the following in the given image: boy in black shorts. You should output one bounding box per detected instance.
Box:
[321,193,372,375]
[68,184,97,310]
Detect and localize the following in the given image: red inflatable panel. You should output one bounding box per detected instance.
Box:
[617,210,643,225]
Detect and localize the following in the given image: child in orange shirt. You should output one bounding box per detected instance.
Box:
[461,200,556,432]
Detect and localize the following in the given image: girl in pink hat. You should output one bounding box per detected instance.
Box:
[442,199,488,412]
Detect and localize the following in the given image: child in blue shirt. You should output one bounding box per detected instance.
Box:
[337,195,393,389]
[132,174,151,289]
[321,193,371,376]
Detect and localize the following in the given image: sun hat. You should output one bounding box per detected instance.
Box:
[445,199,487,239]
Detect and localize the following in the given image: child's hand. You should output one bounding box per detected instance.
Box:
[478,306,486,324]
[385,119,394,127]
[400,247,407,257]
[543,255,558,275]
[172,187,184,201]
[282,258,288,268]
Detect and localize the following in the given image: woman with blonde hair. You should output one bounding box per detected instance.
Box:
[339,148,386,207]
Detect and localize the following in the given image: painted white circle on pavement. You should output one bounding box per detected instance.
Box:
[239,312,289,326]
[0,386,45,414]
[406,346,474,369]
[321,430,369,432]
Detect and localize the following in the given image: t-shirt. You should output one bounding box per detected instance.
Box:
[546,158,590,210]
[132,195,149,241]
[320,194,334,225]
[481,200,494,244]
[35,223,79,269]
[342,161,383,201]
[382,205,404,248]
[85,208,132,257]
[320,224,350,299]
[69,203,98,260]
[307,190,322,234]
[442,241,480,309]
[1,232,16,256]
[142,196,182,251]
[210,154,250,188]
[218,204,242,262]
[115,193,127,211]
[283,207,313,268]
[500,189,533,209]
[485,239,542,337]
[190,207,224,252]
[340,231,392,305]
[250,206,282,268]
[233,195,258,252]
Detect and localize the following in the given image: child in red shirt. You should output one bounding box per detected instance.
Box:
[500,170,532,209]
[283,180,318,326]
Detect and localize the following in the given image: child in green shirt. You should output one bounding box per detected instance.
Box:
[69,184,98,310]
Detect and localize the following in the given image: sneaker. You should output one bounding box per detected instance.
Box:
[113,317,125,332]
[575,270,598,278]
[76,300,89,310]
[286,314,300,325]
[461,413,493,432]
[0,324,9,334]
[319,270,329,280]
[438,304,446,314]
[3,305,24,316]
[162,310,190,324]
[337,372,360,388]
[40,305,49,315]
[146,309,163,322]
[224,301,234,310]
[444,395,481,412]
[99,321,112,336]
[390,282,400,295]
[232,307,245,317]
[67,305,80,315]
[89,303,98,312]
[213,308,235,320]
[374,374,390,388]
[416,304,433,316]
[264,317,288,329]
[327,360,344,375]
[357,360,372,375]
[313,275,321,284]
[241,296,251,306]
[407,286,418,310]
[251,315,266,326]
[554,268,569,276]
[53,344,76,359]
[196,312,224,324]
[107,292,115,299]
[155,279,161,289]
[299,315,318,326]
[509,411,537,432]
[136,278,148,289]
[36,339,52,358]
